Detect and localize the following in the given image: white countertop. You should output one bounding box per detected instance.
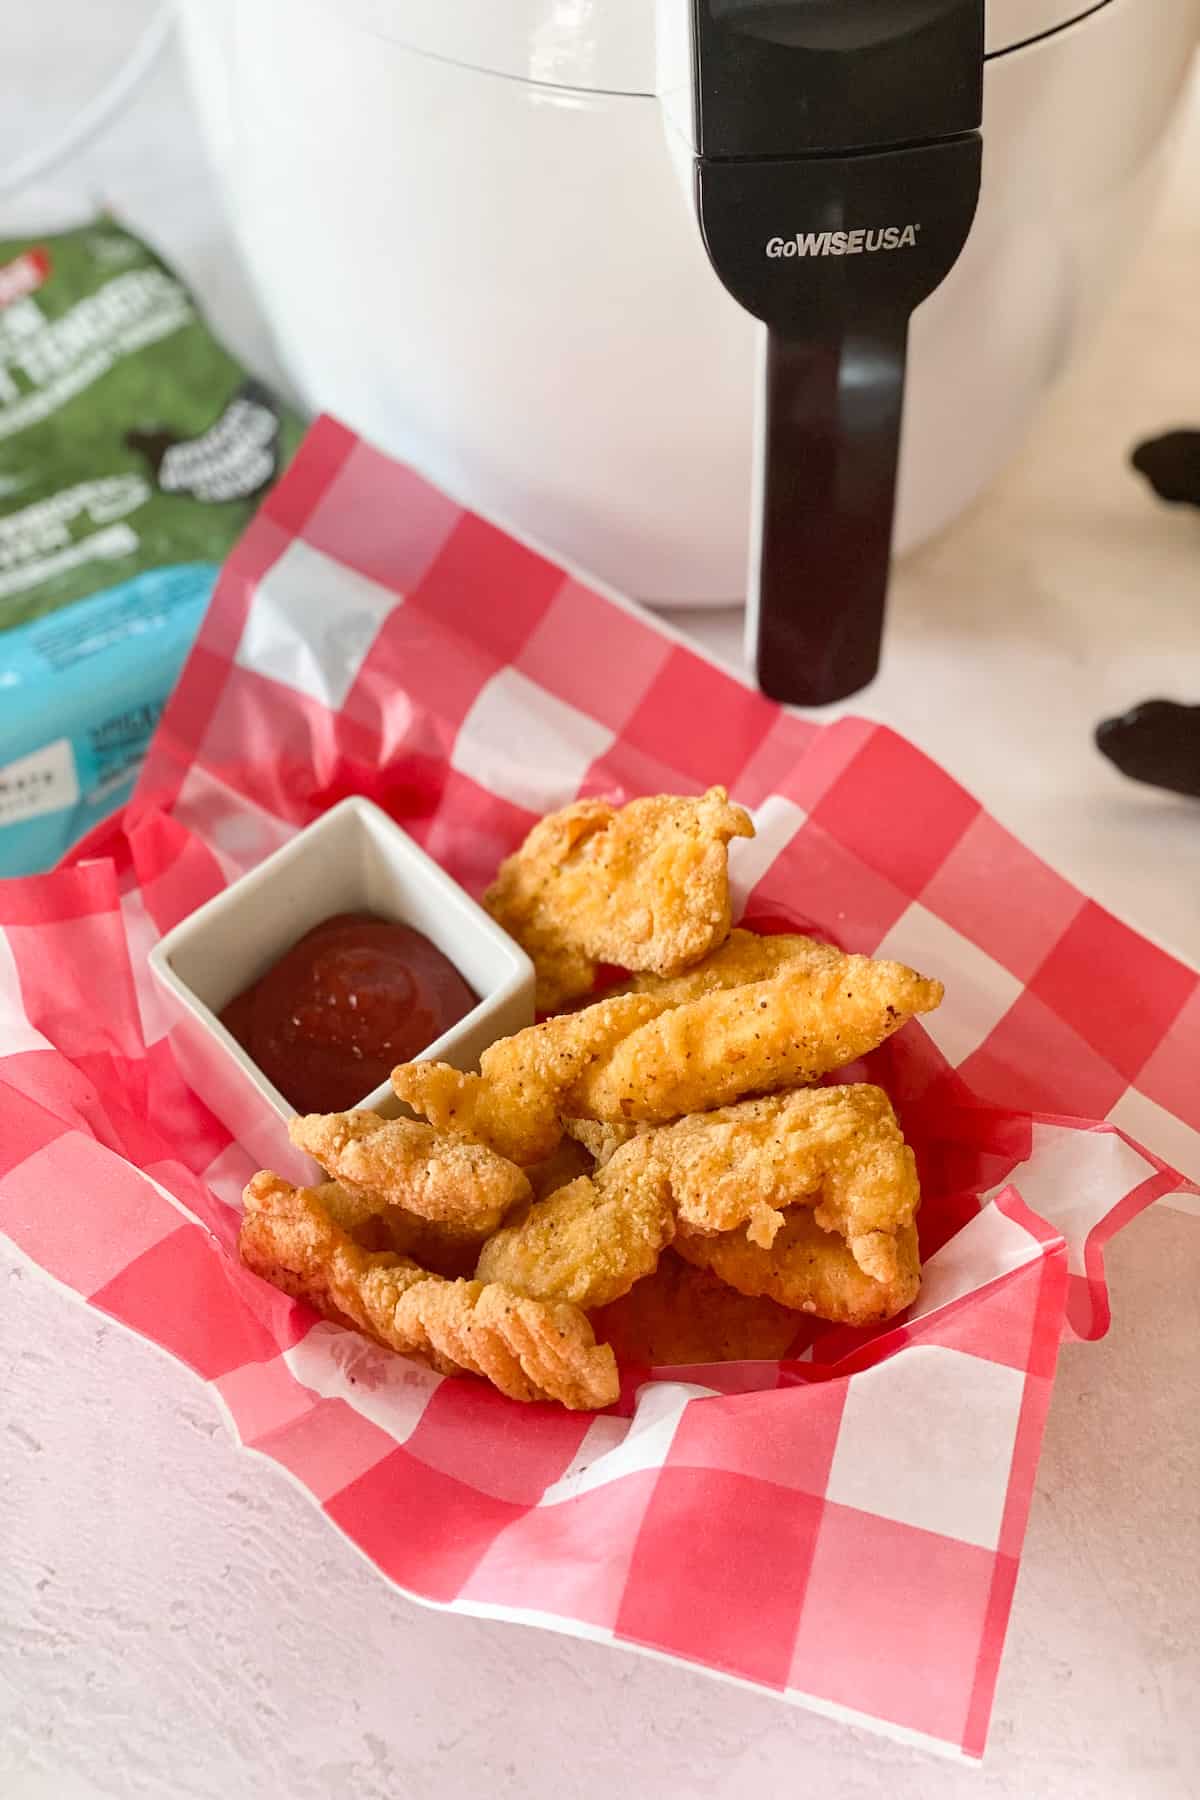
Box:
[2,9,1198,1797]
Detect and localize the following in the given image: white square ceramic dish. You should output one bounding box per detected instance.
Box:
[149,797,535,1174]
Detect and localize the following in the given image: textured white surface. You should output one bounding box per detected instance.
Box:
[2,7,1200,1794]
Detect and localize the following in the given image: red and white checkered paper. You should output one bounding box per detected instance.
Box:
[2,419,1197,1760]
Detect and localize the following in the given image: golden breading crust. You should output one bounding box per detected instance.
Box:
[475,1154,675,1312]
[313,1179,486,1279]
[289,1110,530,1235]
[621,928,844,1003]
[561,935,852,1164]
[567,955,943,1126]
[395,944,940,1173]
[563,1115,645,1167]
[589,1252,804,1365]
[391,991,670,1166]
[628,1085,921,1280]
[478,1082,916,1299]
[240,1172,619,1410]
[675,1212,921,1327]
[484,787,755,1010]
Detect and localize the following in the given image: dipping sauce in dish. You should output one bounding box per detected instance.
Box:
[220,912,477,1115]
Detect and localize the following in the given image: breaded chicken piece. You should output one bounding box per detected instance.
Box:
[289,1110,530,1236]
[675,1212,921,1327]
[391,991,671,1165]
[475,1149,675,1311]
[619,1086,920,1279]
[568,954,942,1127]
[396,943,938,1168]
[314,1179,486,1279]
[476,1082,917,1301]
[563,1115,646,1167]
[590,1252,804,1365]
[484,787,755,1010]
[622,928,843,1003]
[241,1171,618,1410]
[563,935,847,1166]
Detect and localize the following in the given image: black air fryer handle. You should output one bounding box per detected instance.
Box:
[754,320,907,705]
[686,0,985,705]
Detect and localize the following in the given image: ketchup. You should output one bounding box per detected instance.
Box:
[220,912,476,1115]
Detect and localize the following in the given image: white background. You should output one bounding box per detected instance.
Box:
[2,6,1199,1795]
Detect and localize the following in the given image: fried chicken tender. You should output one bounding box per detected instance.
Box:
[568,953,943,1127]
[590,1252,804,1365]
[314,1179,485,1279]
[675,1212,921,1327]
[620,1086,920,1280]
[484,787,755,1009]
[391,991,670,1165]
[622,928,843,1003]
[396,941,939,1171]
[289,1110,530,1236]
[559,938,846,1164]
[241,1171,618,1410]
[476,1081,916,1302]
[475,1150,675,1311]
[563,1115,645,1167]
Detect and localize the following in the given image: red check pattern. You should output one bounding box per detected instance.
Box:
[2,420,1196,1760]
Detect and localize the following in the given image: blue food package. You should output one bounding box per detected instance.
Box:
[0,219,303,873]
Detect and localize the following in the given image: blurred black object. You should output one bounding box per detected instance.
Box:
[1096,701,1200,800]
[1130,430,1200,507]
[1095,431,1200,801]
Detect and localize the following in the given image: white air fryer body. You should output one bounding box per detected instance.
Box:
[177,0,1200,607]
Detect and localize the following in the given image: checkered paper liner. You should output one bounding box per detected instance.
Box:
[2,421,1197,1760]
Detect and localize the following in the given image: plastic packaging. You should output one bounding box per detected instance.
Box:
[0,217,303,873]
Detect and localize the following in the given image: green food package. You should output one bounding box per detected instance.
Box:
[0,218,305,874]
